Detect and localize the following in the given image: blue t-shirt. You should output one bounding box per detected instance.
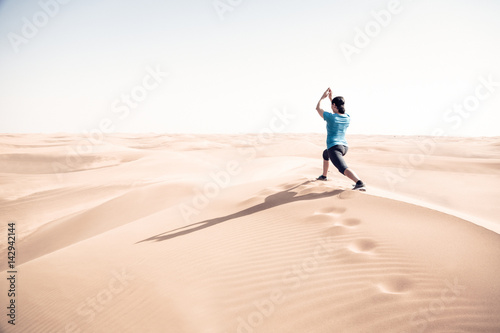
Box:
[323,112,350,148]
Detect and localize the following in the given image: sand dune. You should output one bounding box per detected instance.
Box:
[1,133,499,333]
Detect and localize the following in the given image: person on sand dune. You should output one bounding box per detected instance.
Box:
[315,87,366,191]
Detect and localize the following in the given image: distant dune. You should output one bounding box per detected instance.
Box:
[1,133,499,333]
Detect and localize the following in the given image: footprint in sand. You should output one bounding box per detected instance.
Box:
[315,206,347,216]
[305,213,339,225]
[338,218,361,227]
[377,276,413,294]
[308,206,347,224]
[348,239,377,254]
[337,189,366,200]
[323,225,350,237]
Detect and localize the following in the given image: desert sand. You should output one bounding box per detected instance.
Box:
[0,133,499,333]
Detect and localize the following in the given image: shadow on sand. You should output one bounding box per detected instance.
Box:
[137,180,345,244]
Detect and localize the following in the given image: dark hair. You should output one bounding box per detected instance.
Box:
[332,96,345,114]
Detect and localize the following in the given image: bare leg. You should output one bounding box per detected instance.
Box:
[343,168,361,183]
[322,159,329,177]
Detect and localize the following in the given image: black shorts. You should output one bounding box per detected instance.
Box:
[322,145,349,174]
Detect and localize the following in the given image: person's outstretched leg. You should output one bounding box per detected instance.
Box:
[328,145,366,190]
[344,168,365,190]
[343,168,360,183]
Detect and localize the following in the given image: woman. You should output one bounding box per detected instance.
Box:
[315,87,365,191]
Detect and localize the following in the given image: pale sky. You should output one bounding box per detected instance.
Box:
[1,0,499,136]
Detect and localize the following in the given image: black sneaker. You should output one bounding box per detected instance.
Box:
[352,180,366,191]
[316,175,327,181]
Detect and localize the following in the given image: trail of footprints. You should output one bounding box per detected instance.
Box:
[248,181,482,331]
[305,199,481,332]
[310,201,414,296]
[255,180,416,296]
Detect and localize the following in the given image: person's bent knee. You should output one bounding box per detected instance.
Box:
[340,167,348,175]
[322,149,329,161]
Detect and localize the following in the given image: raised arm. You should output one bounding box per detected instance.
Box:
[316,88,332,118]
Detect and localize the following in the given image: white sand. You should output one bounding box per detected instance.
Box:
[0,133,499,333]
